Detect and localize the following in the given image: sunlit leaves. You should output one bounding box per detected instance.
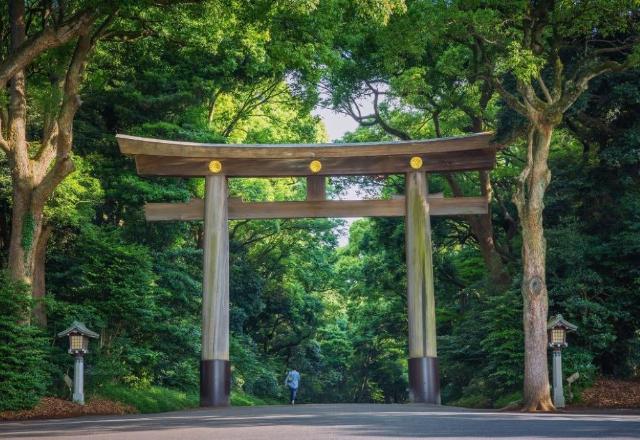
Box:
[495,42,546,84]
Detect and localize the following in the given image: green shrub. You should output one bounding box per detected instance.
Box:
[493,391,523,409]
[452,393,491,408]
[0,271,51,411]
[93,383,198,413]
[231,390,280,406]
[562,346,598,403]
[94,382,279,413]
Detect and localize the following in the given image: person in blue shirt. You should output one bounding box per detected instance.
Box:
[284,368,300,405]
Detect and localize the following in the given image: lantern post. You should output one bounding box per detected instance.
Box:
[547,314,577,408]
[57,321,99,405]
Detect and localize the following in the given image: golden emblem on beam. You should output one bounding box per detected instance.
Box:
[410,156,423,169]
[208,160,222,173]
[309,160,322,173]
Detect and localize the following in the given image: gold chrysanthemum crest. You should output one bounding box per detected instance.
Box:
[208,160,222,173]
[309,160,322,173]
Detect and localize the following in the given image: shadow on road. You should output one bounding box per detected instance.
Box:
[1,404,639,439]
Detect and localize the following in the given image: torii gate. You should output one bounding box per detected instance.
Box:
[117,132,497,407]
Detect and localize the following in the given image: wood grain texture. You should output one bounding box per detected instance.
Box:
[306,176,326,201]
[118,132,496,158]
[144,196,488,221]
[406,172,437,359]
[134,148,496,177]
[201,176,229,361]
[231,199,404,219]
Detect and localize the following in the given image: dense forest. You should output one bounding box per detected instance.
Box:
[1,0,639,413]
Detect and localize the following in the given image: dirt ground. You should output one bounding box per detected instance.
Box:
[575,378,640,409]
[0,397,135,421]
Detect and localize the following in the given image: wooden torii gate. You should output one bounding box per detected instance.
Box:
[117,132,497,407]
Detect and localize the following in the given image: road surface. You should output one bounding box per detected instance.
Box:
[1,403,639,439]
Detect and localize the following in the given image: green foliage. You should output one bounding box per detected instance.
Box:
[495,41,545,83]
[493,391,523,409]
[47,225,168,387]
[1,0,639,413]
[0,272,50,411]
[94,383,198,413]
[451,392,491,409]
[231,390,279,406]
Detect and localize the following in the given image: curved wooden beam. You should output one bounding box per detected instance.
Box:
[117,132,497,159]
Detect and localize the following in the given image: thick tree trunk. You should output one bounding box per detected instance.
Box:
[469,214,511,290]
[8,184,45,282]
[6,0,39,287]
[514,124,554,412]
[32,225,52,326]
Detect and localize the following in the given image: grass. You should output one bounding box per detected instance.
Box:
[93,383,280,413]
[93,383,198,413]
[231,390,281,406]
[451,393,491,408]
[493,391,523,409]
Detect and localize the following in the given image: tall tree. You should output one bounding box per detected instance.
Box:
[446,0,640,411]
[0,1,120,289]
[0,1,238,323]
[321,2,513,291]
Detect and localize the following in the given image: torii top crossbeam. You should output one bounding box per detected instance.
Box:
[116,132,496,177]
[117,132,497,221]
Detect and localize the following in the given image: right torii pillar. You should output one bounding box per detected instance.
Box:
[405,171,440,404]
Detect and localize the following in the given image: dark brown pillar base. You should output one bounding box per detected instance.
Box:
[200,359,231,407]
[408,357,440,404]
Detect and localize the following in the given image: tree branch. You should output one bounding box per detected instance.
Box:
[33,11,110,200]
[552,51,563,101]
[517,80,546,112]
[367,81,411,140]
[558,59,628,114]
[536,74,552,104]
[0,8,96,89]
[489,77,529,116]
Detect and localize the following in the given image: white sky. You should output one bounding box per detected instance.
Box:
[313,107,359,142]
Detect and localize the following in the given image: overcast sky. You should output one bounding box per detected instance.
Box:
[312,107,359,142]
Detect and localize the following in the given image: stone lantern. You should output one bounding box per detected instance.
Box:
[547,314,577,408]
[57,321,99,405]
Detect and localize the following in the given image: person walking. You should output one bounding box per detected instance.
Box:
[284,368,300,405]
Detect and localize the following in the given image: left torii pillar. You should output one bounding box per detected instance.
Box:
[201,175,230,407]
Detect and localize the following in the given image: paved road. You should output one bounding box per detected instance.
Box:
[1,404,639,440]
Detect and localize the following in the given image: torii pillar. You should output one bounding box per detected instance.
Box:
[200,175,230,406]
[405,171,440,404]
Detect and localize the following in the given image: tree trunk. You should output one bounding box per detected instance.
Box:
[468,213,511,290]
[444,174,511,291]
[514,124,554,412]
[7,184,45,284]
[434,112,510,290]
[6,1,42,295]
[32,225,52,326]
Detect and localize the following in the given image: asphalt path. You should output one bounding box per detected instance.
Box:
[1,403,639,440]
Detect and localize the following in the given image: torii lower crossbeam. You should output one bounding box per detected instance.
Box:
[143,196,488,221]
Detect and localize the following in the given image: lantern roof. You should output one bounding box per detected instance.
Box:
[57,321,99,338]
[547,314,577,332]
